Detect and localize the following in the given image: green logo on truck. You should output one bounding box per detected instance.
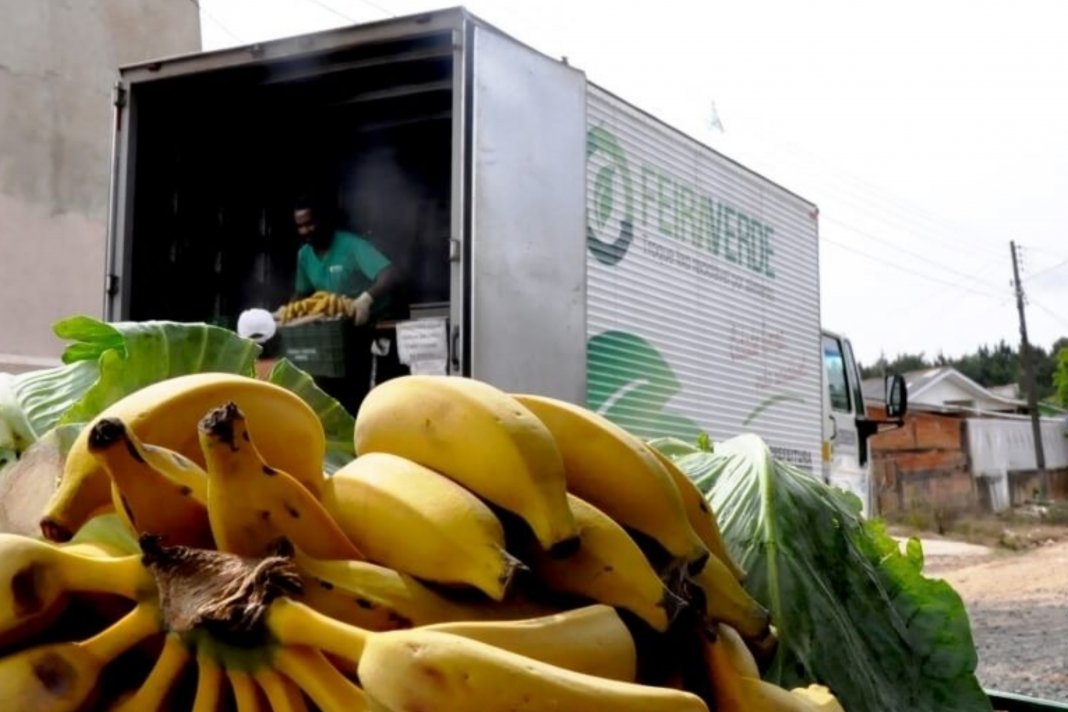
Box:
[586,127,635,265]
[587,330,701,441]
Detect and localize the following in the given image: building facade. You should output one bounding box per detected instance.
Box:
[0,0,201,373]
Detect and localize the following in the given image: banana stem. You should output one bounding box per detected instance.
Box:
[79,602,160,663]
[112,634,190,711]
[59,552,154,599]
[267,598,370,662]
[191,651,224,712]
[274,647,367,712]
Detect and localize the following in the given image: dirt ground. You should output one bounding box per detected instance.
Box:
[920,536,1068,703]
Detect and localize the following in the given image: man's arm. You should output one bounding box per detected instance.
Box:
[365,264,399,301]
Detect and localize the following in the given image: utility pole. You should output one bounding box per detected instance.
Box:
[1010,240,1049,501]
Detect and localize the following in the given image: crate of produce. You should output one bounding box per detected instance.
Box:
[278,317,356,378]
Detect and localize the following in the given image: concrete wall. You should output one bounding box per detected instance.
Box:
[0,0,200,373]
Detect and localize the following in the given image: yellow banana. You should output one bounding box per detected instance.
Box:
[42,372,327,542]
[423,604,638,682]
[353,375,578,553]
[701,630,747,712]
[87,417,214,549]
[0,533,152,648]
[524,494,686,632]
[290,548,543,631]
[689,555,771,640]
[738,678,825,711]
[647,444,747,582]
[357,628,710,712]
[255,668,310,712]
[790,684,846,712]
[267,598,638,683]
[198,402,363,560]
[191,649,224,712]
[108,633,190,711]
[514,393,709,570]
[229,669,270,712]
[715,622,761,678]
[274,646,367,712]
[323,452,523,600]
[0,603,159,712]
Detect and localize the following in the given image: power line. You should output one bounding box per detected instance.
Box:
[1028,297,1068,332]
[881,258,1006,318]
[186,0,244,44]
[821,235,1006,299]
[822,215,1004,291]
[303,0,395,20]
[298,0,358,23]
[729,119,1009,260]
[1024,257,1068,283]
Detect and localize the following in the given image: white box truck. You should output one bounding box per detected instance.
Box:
[102,6,904,514]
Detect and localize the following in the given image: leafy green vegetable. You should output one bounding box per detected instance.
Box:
[1,317,355,478]
[267,358,356,473]
[56,317,261,426]
[656,434,991,712]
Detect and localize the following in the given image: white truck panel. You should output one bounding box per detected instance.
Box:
[585,85,822,470]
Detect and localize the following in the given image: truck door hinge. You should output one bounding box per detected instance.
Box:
[112,83,127,109]
[105,274,119,296]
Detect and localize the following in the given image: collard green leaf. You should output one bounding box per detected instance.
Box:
[660,433,991,712]
[57,319,260,426]
[267,358,355,474]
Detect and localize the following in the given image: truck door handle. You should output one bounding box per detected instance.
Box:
[451,325,460,372]
[828,415,838,441]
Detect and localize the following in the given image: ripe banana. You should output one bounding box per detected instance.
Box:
[108,633,190,711]
[289,548,542,631]
[647,444,747,582]
[87,417,214,549]
[689,555,771,640]
[255,668,310,712]
[0,603,159,712]
[229,669,270,712]
[422,604,638,682]
[357,628,710,712]
[198,402,363,560]
[273,646,367,712]
[42,372,327,543]
[323,452,523,600]
[514,393,709,570]
[790,684,846,712]
[701,629,748,712]
[524,493,686,632]
[715,622,761,678]
[0,533,152,648]
[353,375,578,553]
[268,598,639,683]
[191,650,224,712]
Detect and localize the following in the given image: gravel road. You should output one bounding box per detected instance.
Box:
[925,539,1068,704]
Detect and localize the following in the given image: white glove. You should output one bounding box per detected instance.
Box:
[352,291,374,326]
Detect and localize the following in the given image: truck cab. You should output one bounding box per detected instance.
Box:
[821,329,907,516]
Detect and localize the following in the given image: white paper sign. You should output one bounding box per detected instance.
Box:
[395,317,448,370]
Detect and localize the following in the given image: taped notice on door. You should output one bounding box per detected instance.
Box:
[395,317,448,376]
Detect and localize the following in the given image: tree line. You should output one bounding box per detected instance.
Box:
[859,337,1068,407]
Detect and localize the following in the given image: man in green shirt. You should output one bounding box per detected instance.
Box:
[290,196,400,414]
[293,198,398,325]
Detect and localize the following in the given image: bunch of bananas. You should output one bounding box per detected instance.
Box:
[5,371,847,711]
[274,292,354,324]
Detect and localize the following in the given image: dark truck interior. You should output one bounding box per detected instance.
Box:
[125,29,456,330]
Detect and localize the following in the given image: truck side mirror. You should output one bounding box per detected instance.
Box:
[885,374,907,419]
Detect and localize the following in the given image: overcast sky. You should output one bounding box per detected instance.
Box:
[199,0,1068,366]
